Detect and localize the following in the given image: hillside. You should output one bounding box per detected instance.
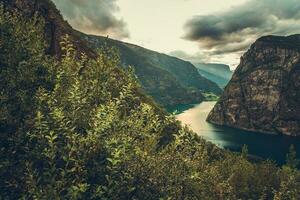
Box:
[207,35,300,137]
[194,63,233,88]
[82,34,222,106]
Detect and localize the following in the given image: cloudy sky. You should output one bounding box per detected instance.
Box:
[52,0,300,69]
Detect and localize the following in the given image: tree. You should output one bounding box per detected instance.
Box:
[241,144,249,159]
[286,145,299,169]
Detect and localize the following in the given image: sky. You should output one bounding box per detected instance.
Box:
[52,0,300,69]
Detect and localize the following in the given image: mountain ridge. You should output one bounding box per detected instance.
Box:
[82,33,222,107]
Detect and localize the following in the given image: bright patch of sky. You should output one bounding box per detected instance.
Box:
[116,0,248,68]
[54,0,300,69]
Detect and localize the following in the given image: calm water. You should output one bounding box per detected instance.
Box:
[175,101,300,165]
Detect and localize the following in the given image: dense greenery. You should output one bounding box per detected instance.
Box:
[1,6,300,200]
[203,92,220,101]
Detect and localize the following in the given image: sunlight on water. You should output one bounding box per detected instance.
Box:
[176,101,300,165]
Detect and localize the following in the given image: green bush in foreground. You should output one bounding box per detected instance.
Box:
[0,6,299,200]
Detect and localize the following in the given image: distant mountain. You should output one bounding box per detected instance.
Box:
[207,35,300,137]
[82,34,223,107]
[193,63,233,88]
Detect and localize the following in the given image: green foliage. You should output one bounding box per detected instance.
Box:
[0,5,54,198]
[0,5,300,200]
[203,92,219,101]
[241,144,249,159]
[286,145,299,169]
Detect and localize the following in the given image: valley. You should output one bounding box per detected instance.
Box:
[1,0,300,199]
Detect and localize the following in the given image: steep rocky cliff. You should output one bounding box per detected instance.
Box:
[207,35,300,136]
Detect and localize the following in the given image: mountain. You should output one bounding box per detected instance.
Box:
[3,0,221,108]
[207,35,300,137]
[2,0,168,113]
[193,63,233,88]
[81,34,223,106]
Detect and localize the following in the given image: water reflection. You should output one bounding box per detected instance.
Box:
[176,101,300,165]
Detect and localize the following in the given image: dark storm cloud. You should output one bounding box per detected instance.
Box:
[52,0,129,39]
[183,0,300,55]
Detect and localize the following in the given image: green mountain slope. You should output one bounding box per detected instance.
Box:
[82,34,222,106]
[194,63,233,88]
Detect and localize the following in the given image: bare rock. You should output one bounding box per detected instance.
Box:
[207,35,300,136]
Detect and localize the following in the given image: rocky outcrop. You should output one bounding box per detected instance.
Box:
[207,35,300,136]
[3,0,97,58]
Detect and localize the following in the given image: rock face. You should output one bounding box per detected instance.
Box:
[3,0,97,58]
[207,35,300,136]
